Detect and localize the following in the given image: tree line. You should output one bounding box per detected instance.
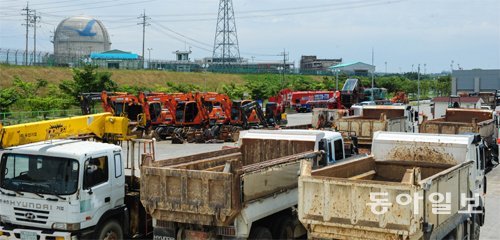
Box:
[0,64,451,114]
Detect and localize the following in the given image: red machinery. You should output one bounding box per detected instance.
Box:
[270,89,335,112]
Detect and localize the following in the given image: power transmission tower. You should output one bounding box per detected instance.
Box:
[22,2,33,66]
[212,0,241,66]
[31,10,41,64]
[138,10,150,69]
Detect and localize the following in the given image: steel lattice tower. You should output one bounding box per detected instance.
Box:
[212,0,241,65]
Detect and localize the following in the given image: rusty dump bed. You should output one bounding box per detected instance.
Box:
[420,108,494,137]
[336,106,408,145]
[348,106,406,120]
[140,138,320,227]
[298,156,473,240]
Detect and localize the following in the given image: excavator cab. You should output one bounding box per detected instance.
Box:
[175,101,200,125]
[265,102,287,126]
[113,101,143,122]
[148,102,162,123]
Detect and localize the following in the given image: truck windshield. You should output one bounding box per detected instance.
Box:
[0,153,79,195]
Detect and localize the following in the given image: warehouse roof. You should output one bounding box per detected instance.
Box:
[90,49,139,60]
[329,61,374,69]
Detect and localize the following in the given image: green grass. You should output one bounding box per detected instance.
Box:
[0,65,245,92]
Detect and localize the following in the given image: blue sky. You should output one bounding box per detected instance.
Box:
[1,0,499,73]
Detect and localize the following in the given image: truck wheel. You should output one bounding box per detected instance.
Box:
[273,218,294,239]
[249,226,272,240]
[469,214,481,240]
[96,220,123,240]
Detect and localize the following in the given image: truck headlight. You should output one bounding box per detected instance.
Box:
[52,222,81,231]
[0,215,11,224]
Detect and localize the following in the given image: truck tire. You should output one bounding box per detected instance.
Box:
[249,226,272,240]
[272,218,294,239]
[470,214,480,240]
[96,220,123,240]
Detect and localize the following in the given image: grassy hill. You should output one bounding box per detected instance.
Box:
[1,65,329,92]
[0,65,252,91]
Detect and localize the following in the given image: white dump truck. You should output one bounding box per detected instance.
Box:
[0,114,157,240]
[335,105,416,146]
[0,139,155,240]
[298,131,487,240]
[140,129,361,239]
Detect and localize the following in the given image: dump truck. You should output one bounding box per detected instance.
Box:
[335,105,416,145]
[140,129,361,239]
[420,108,495,139]
[420,108,498,172]
[298,131,487,240]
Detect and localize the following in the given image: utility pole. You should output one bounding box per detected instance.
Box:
[371,48,374,101]
[147,48,152,69]
[280,49,288,89]
[138,9,150,69]
[417,64,421,123]
[384,61,387,75]
[22,2,33,66]
[31,10,40,64]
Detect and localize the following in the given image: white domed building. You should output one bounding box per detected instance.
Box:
[53,16,111,64]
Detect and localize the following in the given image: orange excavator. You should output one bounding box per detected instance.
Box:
[390,91,409,104]
[80,91,147,126]
[228,100,261,126]
[198,92,231,125]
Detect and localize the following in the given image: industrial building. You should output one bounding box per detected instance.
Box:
[53,15,111,65]
[329,62,375,76]
[451,69,500,95]
[300,55,342,74]
[431,96,483,118]
[90,50,140,69]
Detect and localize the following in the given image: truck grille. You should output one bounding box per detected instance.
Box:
[14,207,49,224]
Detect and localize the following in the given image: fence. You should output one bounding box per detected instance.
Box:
[0,48,347,76]
[0,108,85,126]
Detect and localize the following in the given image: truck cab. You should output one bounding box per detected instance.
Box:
[0,140,130,240]
[239,129,357,167]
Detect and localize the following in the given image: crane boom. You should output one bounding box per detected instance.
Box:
[0,112,130,148]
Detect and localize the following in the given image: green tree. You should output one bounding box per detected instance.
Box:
[11,77,73,115]
[117,85,153,94]
[436,75,451,96]
[164,82,201,93]
[222,82,245,99]
[59,64,118,104]
[0,87,18,113]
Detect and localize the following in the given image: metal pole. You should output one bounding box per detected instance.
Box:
[371,48,374,101]
[147,48,152,69]
[282,48,286,89]
[22,3,31,66]
[417,64,421,123]
[335,69,339,91]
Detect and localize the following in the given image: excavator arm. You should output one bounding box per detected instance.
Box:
[0,113,130,148]
[241,101,273,128]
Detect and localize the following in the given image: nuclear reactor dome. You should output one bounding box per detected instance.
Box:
[53,16,111,64]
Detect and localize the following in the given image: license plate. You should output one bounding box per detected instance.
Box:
[20,231,37,240]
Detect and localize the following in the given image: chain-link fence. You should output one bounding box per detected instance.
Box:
[0,48,342,76]
[0,48,53,66]
[0,108,85,126]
